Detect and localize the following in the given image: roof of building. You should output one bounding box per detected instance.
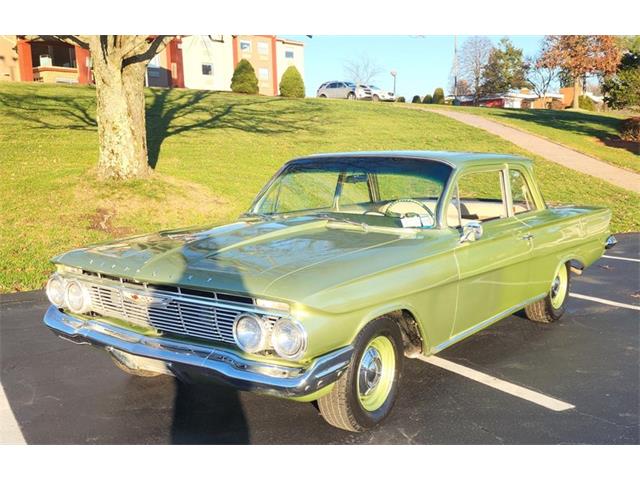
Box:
[291,150,531,169]
[277,37,304,46]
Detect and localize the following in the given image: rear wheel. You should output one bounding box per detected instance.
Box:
[372,95,380,102]
[319,94,327,98]
[525,262,570,323]
[346,92,356,100]
[318,316,403,432]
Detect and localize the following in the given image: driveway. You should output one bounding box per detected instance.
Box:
[1,234,638,444]
[420,107,640,194]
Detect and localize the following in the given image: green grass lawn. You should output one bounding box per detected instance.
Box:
[426,104,639,173]
[1,82,638,292]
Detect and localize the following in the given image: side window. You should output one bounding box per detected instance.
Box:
[509,169,535,215]
[450,170,507,227]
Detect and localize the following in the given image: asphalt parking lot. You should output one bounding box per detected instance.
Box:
[1,233,638,444]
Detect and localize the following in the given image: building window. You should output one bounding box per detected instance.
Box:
[201,63,213,76]
[285,50,294,59]
[240,41,251,52]
[259,68,269,80]
[258,42,269,55]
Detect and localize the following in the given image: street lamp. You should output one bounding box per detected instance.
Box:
[390,70,397,97]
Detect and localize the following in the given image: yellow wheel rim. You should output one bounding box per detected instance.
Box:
[550,264,568,309]
[357,335,396,412]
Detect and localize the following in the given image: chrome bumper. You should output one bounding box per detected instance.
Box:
[605,235,617,250]
[43,306,353,398]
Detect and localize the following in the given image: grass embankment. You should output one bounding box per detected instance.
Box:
[427,104,639,172]
[1,82,638,292]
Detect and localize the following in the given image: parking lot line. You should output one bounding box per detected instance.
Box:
[418,355,575,412]
[602,255,640,263]
[569,293,640,311]
[0,383,26,445]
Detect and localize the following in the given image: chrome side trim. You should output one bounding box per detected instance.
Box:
[433,293,547,353]
[43,306,353,398]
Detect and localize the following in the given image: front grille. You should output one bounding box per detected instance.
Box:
[82,277,280,345]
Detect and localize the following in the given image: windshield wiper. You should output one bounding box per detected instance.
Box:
[311,213,369,232]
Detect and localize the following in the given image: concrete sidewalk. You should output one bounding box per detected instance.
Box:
[421,108,640,194]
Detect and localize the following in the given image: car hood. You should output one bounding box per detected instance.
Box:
[53,216,439,306]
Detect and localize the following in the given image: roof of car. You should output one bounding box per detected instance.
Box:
[292,151,531,169]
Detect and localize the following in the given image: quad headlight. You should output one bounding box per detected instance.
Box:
[233,313,307,359]
[233,314,269,354]
[46,274,66,307]
[271,318,307,359]
[64,279,92,314]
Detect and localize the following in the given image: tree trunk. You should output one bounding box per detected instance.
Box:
[91,40,150,180]
[572,76,581,109]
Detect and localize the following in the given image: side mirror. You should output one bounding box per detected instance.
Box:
[460,221,483,243]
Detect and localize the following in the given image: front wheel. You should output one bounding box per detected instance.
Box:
[525,262,571,323]
[346,92,356,100]
[318,316,403,432]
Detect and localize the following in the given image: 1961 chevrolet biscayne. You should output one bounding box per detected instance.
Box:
[44,151,615,431]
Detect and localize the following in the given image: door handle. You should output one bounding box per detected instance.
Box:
[521,233,534,241]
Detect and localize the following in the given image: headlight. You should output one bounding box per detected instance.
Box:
[46,274,66,307]
[271,319,307,359]
[64,279,91,314]
[233,314,268,353]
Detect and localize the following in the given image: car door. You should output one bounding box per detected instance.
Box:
[506,166,580,300]
[448,167,534,338]
[326,82,340,98]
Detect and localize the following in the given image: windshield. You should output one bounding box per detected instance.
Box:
[249,157,452,229]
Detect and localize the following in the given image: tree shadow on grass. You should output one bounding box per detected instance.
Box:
[0,88,97,131]
[145,89,326,169]
[482,108,639,156]
[0,86,329,168]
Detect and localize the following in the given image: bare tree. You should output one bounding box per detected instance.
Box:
[343,55,383,86]
[25,35,175,180]
[459,36,493,104]
[525,54,559,105]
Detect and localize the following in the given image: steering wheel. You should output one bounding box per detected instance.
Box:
[382,199,435,226]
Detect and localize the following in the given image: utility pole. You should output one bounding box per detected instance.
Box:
[390,70,397,96]
[453,35,458,99]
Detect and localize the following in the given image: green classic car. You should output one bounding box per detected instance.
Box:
[44,151,615,431]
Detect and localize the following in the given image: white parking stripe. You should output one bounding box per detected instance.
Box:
[569,293,640,311]
[602,255,640,263]
[0,383,26,445]
[418,355,575,412]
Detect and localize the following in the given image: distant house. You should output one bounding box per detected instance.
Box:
[1,35,305,97]
[455,88,565,109]
[559,86,604,108]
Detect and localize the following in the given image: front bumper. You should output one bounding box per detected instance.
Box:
[44,306,353,398]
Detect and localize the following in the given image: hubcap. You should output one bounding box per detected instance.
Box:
[357,336,395,412]
[359,348,383,395]
[550,265,568,309]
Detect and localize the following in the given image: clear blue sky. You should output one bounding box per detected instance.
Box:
[285,35,545,99]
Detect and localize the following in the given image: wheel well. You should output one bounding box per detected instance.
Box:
[383,309,423,358]
[569,258,585,275]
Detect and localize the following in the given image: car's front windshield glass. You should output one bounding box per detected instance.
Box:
[250,157,452,229]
